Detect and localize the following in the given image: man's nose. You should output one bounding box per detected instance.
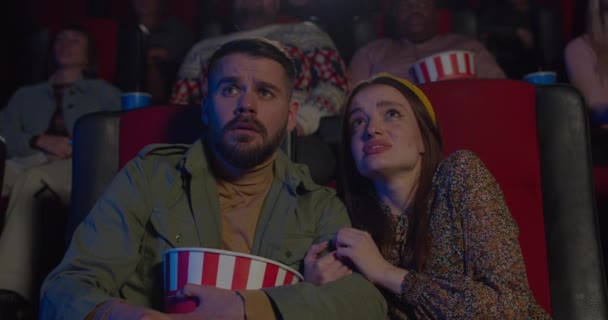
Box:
[235,91,257,115]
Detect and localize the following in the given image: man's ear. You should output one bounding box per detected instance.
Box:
[286,100,299,132]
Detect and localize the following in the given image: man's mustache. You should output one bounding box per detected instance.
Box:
[223,116,267,135]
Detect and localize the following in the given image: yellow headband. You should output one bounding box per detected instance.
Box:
[373,72,437,127]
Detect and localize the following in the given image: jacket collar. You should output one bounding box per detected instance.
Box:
[45,75,89,96]
[181,139,320,195]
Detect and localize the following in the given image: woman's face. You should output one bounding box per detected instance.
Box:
[53,30,88,70]
[347,84,425,181]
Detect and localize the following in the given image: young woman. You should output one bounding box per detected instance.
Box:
[327,73,549,319]
[565,0,608,165]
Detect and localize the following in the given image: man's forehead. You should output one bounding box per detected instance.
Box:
[209,54,287,85]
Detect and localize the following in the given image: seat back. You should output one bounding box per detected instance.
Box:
[420,79,550,312]
[536,84,607,319]
[67,111,122,243]
[80,18,119,83]
[118,105,203,168]
[419,79,607,318]
[0,136,5,194]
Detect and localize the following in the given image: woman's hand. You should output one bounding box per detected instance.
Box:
[334,228,410,294]
[333,228,393,284]
[304,241,352,285]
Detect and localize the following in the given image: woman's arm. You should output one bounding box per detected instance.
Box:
[397,151,547,318]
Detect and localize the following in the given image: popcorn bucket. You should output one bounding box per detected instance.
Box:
[409,50,476,84]
[163,248,303,313]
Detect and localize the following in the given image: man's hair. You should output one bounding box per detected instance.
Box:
[206,37,296,86]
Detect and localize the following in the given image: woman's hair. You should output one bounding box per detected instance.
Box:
[48,24,99,79]
[338,75,443,271]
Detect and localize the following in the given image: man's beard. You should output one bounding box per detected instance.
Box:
[208,116,287,169]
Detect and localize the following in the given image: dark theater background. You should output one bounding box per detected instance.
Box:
[0,0,589,110]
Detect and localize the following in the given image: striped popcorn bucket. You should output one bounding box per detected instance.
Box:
[163,248,303,313]
[408,50,476,84]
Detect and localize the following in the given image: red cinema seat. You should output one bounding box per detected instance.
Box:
[419,79,607,319]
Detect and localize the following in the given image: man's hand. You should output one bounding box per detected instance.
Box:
[174,284,245,320]
[100,300,172,320]
[34,134,72,159]
[304,241,352,285]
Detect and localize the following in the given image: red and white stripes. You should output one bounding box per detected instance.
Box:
[164,249,302,297]
[410,50,476,84]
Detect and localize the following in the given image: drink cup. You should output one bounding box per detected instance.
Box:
[121,92,152,110]
[522,71,557,85]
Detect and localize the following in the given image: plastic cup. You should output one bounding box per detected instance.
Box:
[163,248,303,313]
[121,92,152,110]
[522,71,557,85]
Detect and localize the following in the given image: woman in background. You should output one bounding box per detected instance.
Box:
[565,0,608,165]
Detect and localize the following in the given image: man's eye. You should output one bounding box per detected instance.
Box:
[259,88,274,98]
[222,86,239,96]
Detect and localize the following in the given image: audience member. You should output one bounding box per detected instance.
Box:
[565,0,608,165]
[170,0,349,136]
[478,0,540,79]
[0,24,121,315]
[40,38,386,320]
[114,0,193,105]
[348,0,505,85]
[317,73,549,319]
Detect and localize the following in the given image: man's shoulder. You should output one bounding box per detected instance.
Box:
[140,143,190,157]
[78,78,121,94]
[15,82,47,95]
[134,144,192,168]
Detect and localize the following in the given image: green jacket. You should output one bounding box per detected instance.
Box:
[40,140,387,319]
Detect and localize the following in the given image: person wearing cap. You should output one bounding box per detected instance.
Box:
[39,37,386,320]
[312,73,549,319]
[347,0,505,85]
[170,0,349,136]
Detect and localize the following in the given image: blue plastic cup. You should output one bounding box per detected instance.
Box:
[121,92,152,110]
[592,109,608,126]
[522,71,557,85]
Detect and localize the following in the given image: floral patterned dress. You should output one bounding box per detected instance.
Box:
[379,150,551,319]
